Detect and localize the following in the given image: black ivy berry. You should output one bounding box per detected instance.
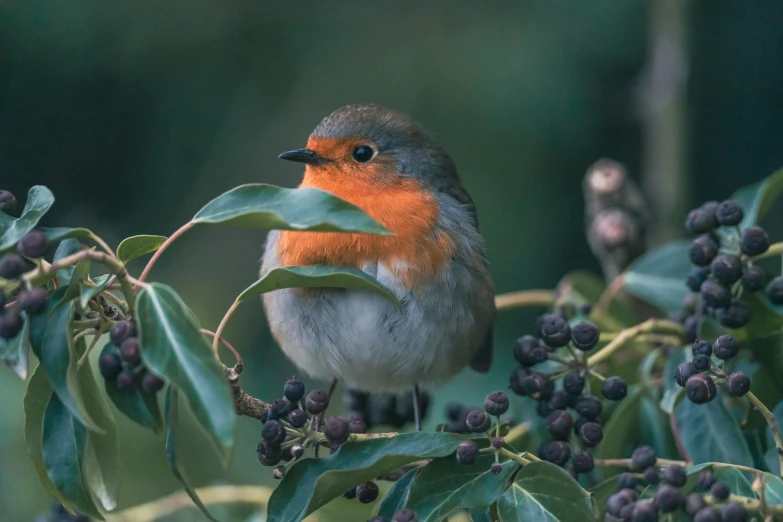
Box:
[607,489,639,518]
[694,507,721,522]
[119,338,142,366]
[305,390,329,415]
[689,235,719,266]
[0,310,23,339]
[109,320,136,346]
[284,378,305,403]
[116,370,135,391]
[722,502,748,522]
[631,445,657,471]
[513,335,548,366]
[579,422,603,447]
[727,371,751,397]
[0,254,26,279]
[539,314,571,348]
[524,372,554,400]
[663,465,687,487]
[687,267,712,292]
[273,465,285,479]
[714,334,740,360]
[618,473,637,490]
[509,367,531,396]
[716,200,744,226]
[466,409,491,432]
[631,502,659,522]
[643,466,660,485]
[684,315,699,343]
[601,376,627,400]
[692,354,711,372]
[348,416,368,434]
[490,462,503,475]
[656,484,683,513]
[392,509,418,522]
[289,409,307,428]
[0,190,17,214]
[700,279,731,309]
[686,202,719,234]
[741,226,770,256]
[742,265,766,293]
[456,440,479,465]
[711,481,730,501]
[18,288,48,316]
[575,394,602,420]
[686,373,717,404]
[324,416,349,443]
[692,339,712,357]
[571,321,599,351]
[572,450,594,474]
[262,419,286,444]
[484,391,509,416]
[141,372,165,394]
[685,493,706,516]
[18,230,49,259]
[717,299,752,329]
[356,481,379,504]
[563,372,585,396]
[542,441,570,467]
[767,276,783,305]
[546,410,573,440]
[257,440,282,466]
[270,398,291,419]
[711,254,743,284]
[98,352,123,380]
[697,471,715,491]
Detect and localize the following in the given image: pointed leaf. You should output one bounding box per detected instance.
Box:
[100,343,163,435]
[763,472,783,505]
[639,395,677,459]
[660,388,685,414]
[239,265,401,311]
[497,461,592,522]
[594,387,644,478]
[53,238,83,286]
[622,240,692,313]
[376,468,417,517]
[730,168,783,229]
[117,235,167,264]
[79,278,112,311]
[267,432,464,522]
[0,186,55,254]
[165,387,221,522]
[137,283,234,461]
[39,227,93,244]
[0,313,30,379]
[764,400,783,474]
[191,184,390,235]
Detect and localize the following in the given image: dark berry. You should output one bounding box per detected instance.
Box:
[262,419,286,444]
[548,390,569,410]
[601,376,627,400]
[392,509,418,522]
[291,444,304,460]
[618,473,637,490]
[563,373,584,396]
[490,462,503,475]
[684,315,699,342]
[257,440,282,466]
[289,409,308,428]
[722,502,748,522]
[465,409,491,432]
[491,436,504,449]
[484,391,509,416]
[697,471,715,490]
[546,410,573,440]
[17,288,48,316]
[655,484,683,513]
[348,415,368,434]
[17,230,49,258]
[717,299,752,329]
[109,320,136,346]
[456,440,479,465]
[716,200,744,226]
[0,254,26,279]
[741,226,770,256]
[575,394,602,420]
[631,502,659,522]
[676,364,695,389]
[513,335,548,366]
[631,445,657,471]
[270,398,291,419]
[0,290,5,309]
[692,339,712,357]
[700,279,731,309]
[119,337,142,366]
[542,441,570,467]
[571,321,599,351]
[356,481,379,504]
[140,372,164,394]
[284,378,305,403]
[259,408,270,423]
[686,203,718,234]
[0,310,23,339]
[643,466,660,485]
[685,493,706,516]
[572,451,593,474]
[98,352,123,380]
[539,314,571,348]
[689,235,719,266]
[694,507,721,522]
[686,373,717,404]
[579,421,603,447]
[692,354,711,372]
[662,465,686,487]
[767,276,783,305]
[324,416,349,443]
[344,488,357,500]
[369,518,389,522]
[714,334,740,360]
[741,265,766,292]
[0,190,17,214]
[726,371,751,397]
[305,389,329,415]
[711,481,730,501]
[509,367,531,396]
[272,465,285,479]
[116,370,135,390]
[710,254,743,284]
[687,267,712,292]
[524,372,554,399]
[607,489,639,518]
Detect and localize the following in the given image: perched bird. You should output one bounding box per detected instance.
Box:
[261,104,495,429]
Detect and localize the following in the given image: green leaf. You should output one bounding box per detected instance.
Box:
[267,432,464,522]
[764,400,783,474]
[376,468,417,517]
[730,167,783,229]
[496,461,592,522]
[33,288,101,431]
[595,387,644,478]
[239,265,402,311]
[763,472,783,505]
[39,227,93,244]
[137,283,234,461]
[660,388,685,414]
[191,184,390,235]
[117,235,167,264]
[53,238,83,286]
[0,313,30,379]
[639,395,677,459]
[622,240,692,313]
[79,278,112,311]
[675,391,754,467]
[24,365,72,509]
[590,475,622,519]
[165,387,221,522]
[0,186,55,254]
[557,270,637,331]
[100,343,163,435]
[376,455,516,521]
[42,393,103,520]
[712,466,755,498]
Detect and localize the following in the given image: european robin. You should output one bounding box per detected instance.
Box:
[261,104,495,429]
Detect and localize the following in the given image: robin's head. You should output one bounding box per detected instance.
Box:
[279,104,456,188]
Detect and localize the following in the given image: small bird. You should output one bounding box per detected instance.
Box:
[261,104,495,429]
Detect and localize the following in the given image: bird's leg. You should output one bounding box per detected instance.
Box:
[413,384,422,432]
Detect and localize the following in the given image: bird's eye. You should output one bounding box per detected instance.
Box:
[352,145,374,163]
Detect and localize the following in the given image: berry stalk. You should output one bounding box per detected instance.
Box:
[494,289,555,311]
[746,391,783,478]
[587,318,684,367]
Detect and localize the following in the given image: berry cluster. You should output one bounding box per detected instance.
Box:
[342,388,430,431]
[607,447,746,521]
[98,320,165,394]
[34,503,91,522]
[367,509,418,522]
[680,199,783,332]
[257,378,311,478]
[0,230,52,339]
[673,335,749,404]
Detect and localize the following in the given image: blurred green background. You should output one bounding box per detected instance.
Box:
[2,1,783,520]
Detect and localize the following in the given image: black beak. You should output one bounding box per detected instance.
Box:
[278,148,324,165]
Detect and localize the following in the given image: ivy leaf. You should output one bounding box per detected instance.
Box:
[0,185,55,254]
[730,167,783,229]
[136,283,234,462]
[594,387,644,478]
[639,395,677,459]
[764,400,783,475]
[590,475,622,519]
[191,184,390,235]
[39,227,93,244]
[762,472,783,505]
[267,433,464,522]
[660,388,686,415]
[116,235,167,264]
[99,343,163,435]
[496,461,592,522]
[376,468,417,517]
[79,277,112,311]
[165,387,221,522]
[621,240,692,313]
[239,265,402,311]
[557,270,638,330]
[0,313,30,379]
[375,455,516,521]
[53,238,83,286]
[675,391,754,467]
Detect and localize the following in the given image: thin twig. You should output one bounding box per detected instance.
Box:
[225,366,271,418]
[747,391,783,478]
[201,328,243,368]
[495,290,555,311]
[587,318,684,367]
[137,221,195,284]
[593,457,690,468]
[213,300,241,356]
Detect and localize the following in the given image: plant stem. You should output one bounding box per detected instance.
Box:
[88,232,118,260]
[201,328,243,369]
[76,332,103,368]
[137,221,196,284]
[703,493,783,516]
[753,241,783,261]
[213,300,240,357]
[498,447,530,467]
[504,422,531,446]
[587,318,684,367]
[495,289,554,311]
[747,391,783,478]
[593,457,690,468]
